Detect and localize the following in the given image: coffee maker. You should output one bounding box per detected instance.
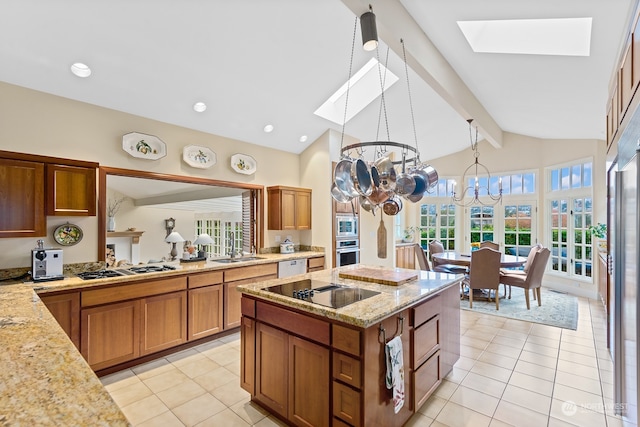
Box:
[31,240,64,282]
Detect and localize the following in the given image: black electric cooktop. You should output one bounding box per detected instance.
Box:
[265,279,381,309]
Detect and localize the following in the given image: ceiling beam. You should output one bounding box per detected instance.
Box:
[340,0,503,149]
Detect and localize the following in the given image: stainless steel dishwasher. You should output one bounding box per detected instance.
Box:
[278,259,307,278]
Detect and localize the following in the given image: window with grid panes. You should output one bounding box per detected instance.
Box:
[420,178,457,255]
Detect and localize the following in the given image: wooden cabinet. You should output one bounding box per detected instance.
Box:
[396,244,416,269]
[188,271,224,340]
[307,256,325,273]
[335,199,358,215]
[240,316,256,394]
[81,300,141,371]
[46,164,96,216]
[267,186,312,230]
[40,292,80,350]
[0,158,45,237]
[254,319,330,426]
[140,291,187,355]
[224,263,278,330]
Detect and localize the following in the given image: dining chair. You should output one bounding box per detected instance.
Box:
[463,247,502,310]
[500,243,542,299]
[499,247,551,309]
[480,240,499,250]
[413,244,431,271]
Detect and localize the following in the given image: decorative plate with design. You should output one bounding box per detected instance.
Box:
[122,132,167,160]
[53,223,84,246]
[183,145,217,169]
[230,153,257,175]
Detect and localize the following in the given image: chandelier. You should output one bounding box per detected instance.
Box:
[330,7,438,216]
[451,119,503,207]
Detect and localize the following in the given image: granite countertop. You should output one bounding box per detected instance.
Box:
[28,251,324,294]
[0,283,130,426]
[237,264,463,328]
[0,251,323,425]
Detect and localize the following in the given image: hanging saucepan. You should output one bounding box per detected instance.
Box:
[382,195,403,216]
[405,169,426,203]
[368,187,391,205]
[359,195,377,216]
[374,156,396,191]
[395,155,416,196]
[334,158,359,197]
[421,164,439,188]
[351,158,373,196]
[331,181,353,203]
[369,162,381,188]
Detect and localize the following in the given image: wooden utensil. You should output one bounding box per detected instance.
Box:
[378,215,387,258]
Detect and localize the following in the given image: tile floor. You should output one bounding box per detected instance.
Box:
[101,296,636,427]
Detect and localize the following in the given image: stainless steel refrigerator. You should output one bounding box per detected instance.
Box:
[612,136,639,425]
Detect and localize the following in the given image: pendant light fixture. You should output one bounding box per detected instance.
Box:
[360,5,378,51]
[451,119,503,207]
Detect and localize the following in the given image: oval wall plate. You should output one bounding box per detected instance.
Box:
[122,132,167,160]
[183,145,217,169]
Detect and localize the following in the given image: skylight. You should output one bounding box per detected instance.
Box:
[457,17,592,56]
[314,58,399,125]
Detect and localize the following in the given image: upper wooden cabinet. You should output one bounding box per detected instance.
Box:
[267,186,312,230]
[0,158,46,237]
[46,164,96,216]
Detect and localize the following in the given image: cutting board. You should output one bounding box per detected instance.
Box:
[339,267,418,286]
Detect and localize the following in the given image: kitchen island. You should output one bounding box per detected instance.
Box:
[238,265,462,427]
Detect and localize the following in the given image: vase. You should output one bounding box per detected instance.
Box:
[107,216,116,232]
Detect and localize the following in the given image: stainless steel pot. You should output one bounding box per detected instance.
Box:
[359,195,377,215]
[351,158,373,196]
[374,156,396,191]
[421,164,439,188]
[395,157,416,196]
[334,158,359,197]
[331,181,352,203]
[382,195,403,216]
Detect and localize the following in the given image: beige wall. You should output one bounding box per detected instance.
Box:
[0,82,306,268]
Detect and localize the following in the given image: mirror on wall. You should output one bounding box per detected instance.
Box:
[98,167,263,264]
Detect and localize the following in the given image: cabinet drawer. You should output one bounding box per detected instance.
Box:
[256,301,330,346]
[188,270,223,288]
[307,256,325,270]
[333,381,362,427]
[82,276,187,307]
[332,352,361,389]
[413,351,441,409]
[412,294,439,327]
[412,315,439,368]
[224,263,277,282]
[332,324,361,357]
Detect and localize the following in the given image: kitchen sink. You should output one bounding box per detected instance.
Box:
[212,256,265,263]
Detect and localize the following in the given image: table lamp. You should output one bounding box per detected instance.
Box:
[193,233,215,259]
[164,231,185,261]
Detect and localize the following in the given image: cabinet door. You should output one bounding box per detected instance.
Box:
[281,189,297,230]
[40,292,80,350]
[288,335,330,427]
[240,317,255,395]
[0,158,45,237]
[46,164,96,216]
[224,281,243,329]
[141,291,187,356]
[295,190,311,230]
[396,245,415,269]
[255,322,288,418]
[188,285,223,340]
[81,300,141,371]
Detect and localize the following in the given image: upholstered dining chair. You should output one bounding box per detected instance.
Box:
[428,240,445,257]
[427,240,468,274]
[463,247,502,310]
[499,247,551,310]
[480,240,499,250]
[500,243,543,299]
[413,244,431,271]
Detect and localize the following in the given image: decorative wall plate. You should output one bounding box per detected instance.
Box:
[230,153,257,175]
[53,223,84,246]
[183,145,217,169]
[122,132,167,160]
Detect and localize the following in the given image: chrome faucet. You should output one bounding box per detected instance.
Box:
[228,232,236,259]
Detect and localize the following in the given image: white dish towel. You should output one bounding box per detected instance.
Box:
[385,335,405,414]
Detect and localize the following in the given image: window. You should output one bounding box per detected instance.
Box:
[469,206,495,243]
[547,160,593,280]
[420,178,457,255]
[195,217,243,257]
[504,203,533,256]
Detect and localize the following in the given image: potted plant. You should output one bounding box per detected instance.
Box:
[588,222,607,252]
[403,226,419,243]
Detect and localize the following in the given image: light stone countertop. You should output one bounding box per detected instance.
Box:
[237,264,463,328]
[0,251,323,425]
[0,283,130,426]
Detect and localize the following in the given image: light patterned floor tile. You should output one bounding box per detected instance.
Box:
[448,385,500,417]
[172,393,227,426]
[435,401,491,427]
[460,372,507,398]
[417,394,447,419]
[508,371,554,397]
[142,367,192,394]
[137,410,185,427]
[155,378,207,409]
[193,365,238,392]
[513,359,556,382]
[405,412,434,427]
[229,398,269,425]
[210,379,251,407]
[120,395,170,426]
[195,408,250,427]
[469,360,513,383]
[501,384,552,415]
[175,357,221,379]
[493,399,549,427]
[131,357,173,380]
[552,384,605,414]
[108,380,154,408]
[549,398,607,427]
[554,370,602,396]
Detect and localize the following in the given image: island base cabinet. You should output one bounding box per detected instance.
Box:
[413,351,441,409]
[81,300,141,371]
[240,317,255,394]
[255,323,288,418]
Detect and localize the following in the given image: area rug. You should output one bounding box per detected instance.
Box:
[460,288,578,330]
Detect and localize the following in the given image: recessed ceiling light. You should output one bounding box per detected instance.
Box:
[70,62,91,78]
[263,124,274,133]
[314,58,398,125]
[299,135,308,143]
[193,102,207,112]
[457,17,592,56]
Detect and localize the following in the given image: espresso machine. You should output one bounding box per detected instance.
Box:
[31,240,64,282]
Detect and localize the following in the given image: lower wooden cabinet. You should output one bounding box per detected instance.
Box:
[188,285,224,340]
[240,317,255,395]
[224,282,243,330]
[40,292,80,350]
[396,244,416,269]
[81,300,141,371]
[140,291,187,356]
[255,322,288,418]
